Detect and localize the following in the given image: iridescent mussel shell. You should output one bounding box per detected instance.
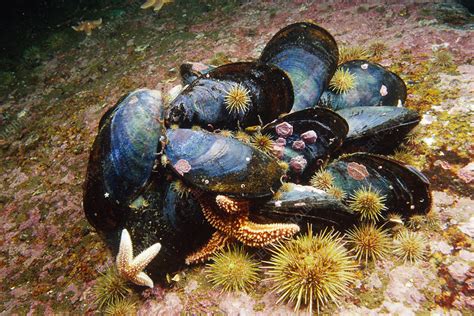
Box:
[180,62,216,85]
[260,22,338,112]
[337,106,420,154]
[83,89,164,233]
[166,62,294,130]
[261,108,348,182]
[165,128,285,198]
[255,183,355,230]
[320,60,407,110]
[323,153,431,219]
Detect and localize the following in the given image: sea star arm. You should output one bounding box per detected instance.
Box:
[216,195,250,214]
[116,229,161,288]
[141,0,157,9]
[185,231,229,265]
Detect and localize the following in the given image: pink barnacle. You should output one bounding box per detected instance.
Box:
[290,155,307,173]
[275,122,293,138]
[301,130,317,144]
[275,137,286,147]
[272,144,285,159]
[380,85,388,96]
[174,159,191,176]
[347,162,369,180]
[292,140,306,151]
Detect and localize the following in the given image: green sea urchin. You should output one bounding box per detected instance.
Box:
[326,185,347,201]
[407,214,426,230]
[93,266,132,310]
[265,227,357,314]
[225,83,251,114]
[393,230,426,263]
[251,133,275,155]
[171,179,190,198]
[346,223,392,263]
[234,130,251,143]
[104,297,137,316]
[433,49,453,68]
[310,169,334,191]
[338,45,369,64]
[329,68,356,94]
[348,186,387,222]
[206,245,260,293]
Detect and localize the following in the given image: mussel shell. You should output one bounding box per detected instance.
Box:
[324,153,431,218]
[337,106,420,154]
[120,179,212,279]
[180,62,216,85]
[254,184,355,230]
[260,22,338,112]
[165,128,285,198]
[83,89,164,232]
[166,62,294,130]
[320,60,407,110]
[262,108,348,182]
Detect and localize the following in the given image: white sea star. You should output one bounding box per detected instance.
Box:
[116,229,161,288]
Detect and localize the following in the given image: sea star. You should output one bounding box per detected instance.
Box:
[71,18,102,36]
[141,0,174,12]
[116,229,161,288]
[185,194,300,264]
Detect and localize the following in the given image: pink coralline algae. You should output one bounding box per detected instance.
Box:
[275,137,286,147]
[301,130,317,144]
[275,122,293,138]
[457,162,474,184]
[347,162,369,180]
[290,155,307,173]
[272,144,285,159]
[174,159,191,176]
[292,140,306,151]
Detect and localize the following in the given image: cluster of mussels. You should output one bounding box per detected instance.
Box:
[83,22,431,285]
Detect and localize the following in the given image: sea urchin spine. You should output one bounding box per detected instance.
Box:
[329,68,356,94]
[224,83,251,115]
[346,223,392,263]
[348,186,387,222]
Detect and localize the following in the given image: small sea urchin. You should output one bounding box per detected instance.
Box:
[310,169,334,191]
[171,179,190,198]
[265,227,357,314]
[346,223,391,263]
[326,185,347,201]
[369,42,386,57]
[348,186,387,222]
[206,245,260,293]
[93,266,132,310]
[393,230,426,263]
[224,83,251,115]
[104,297,137,316]
[338,45,370,64]
[407,214,426,230]
[251,133,275,155]
[433,49,453,68]
[329,68,356,94]
[234,130,251,143]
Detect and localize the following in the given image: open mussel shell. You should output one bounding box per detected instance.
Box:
[119,179,212,279]
[261,108,348,182]
[254,183,356,231]
[320,60,407,110]
[83,89,164,232]
[166,62,294,130]
[260,22,338,112]
[165,128,285,198]
[323,153,431,219]
[337,106,420,154]
[180,62,216,85]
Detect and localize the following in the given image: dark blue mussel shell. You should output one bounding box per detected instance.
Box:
[180,62,216,85]
[261,108,348,183]
[337,106,420,154]
[320,60,407,110]
[254,183,356,231]
[165,128,285,198]
[166,62,294,130]
[121,179,212,279]
[83,89,164,232]
[260,22,338,112]
[323,153,431,219]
